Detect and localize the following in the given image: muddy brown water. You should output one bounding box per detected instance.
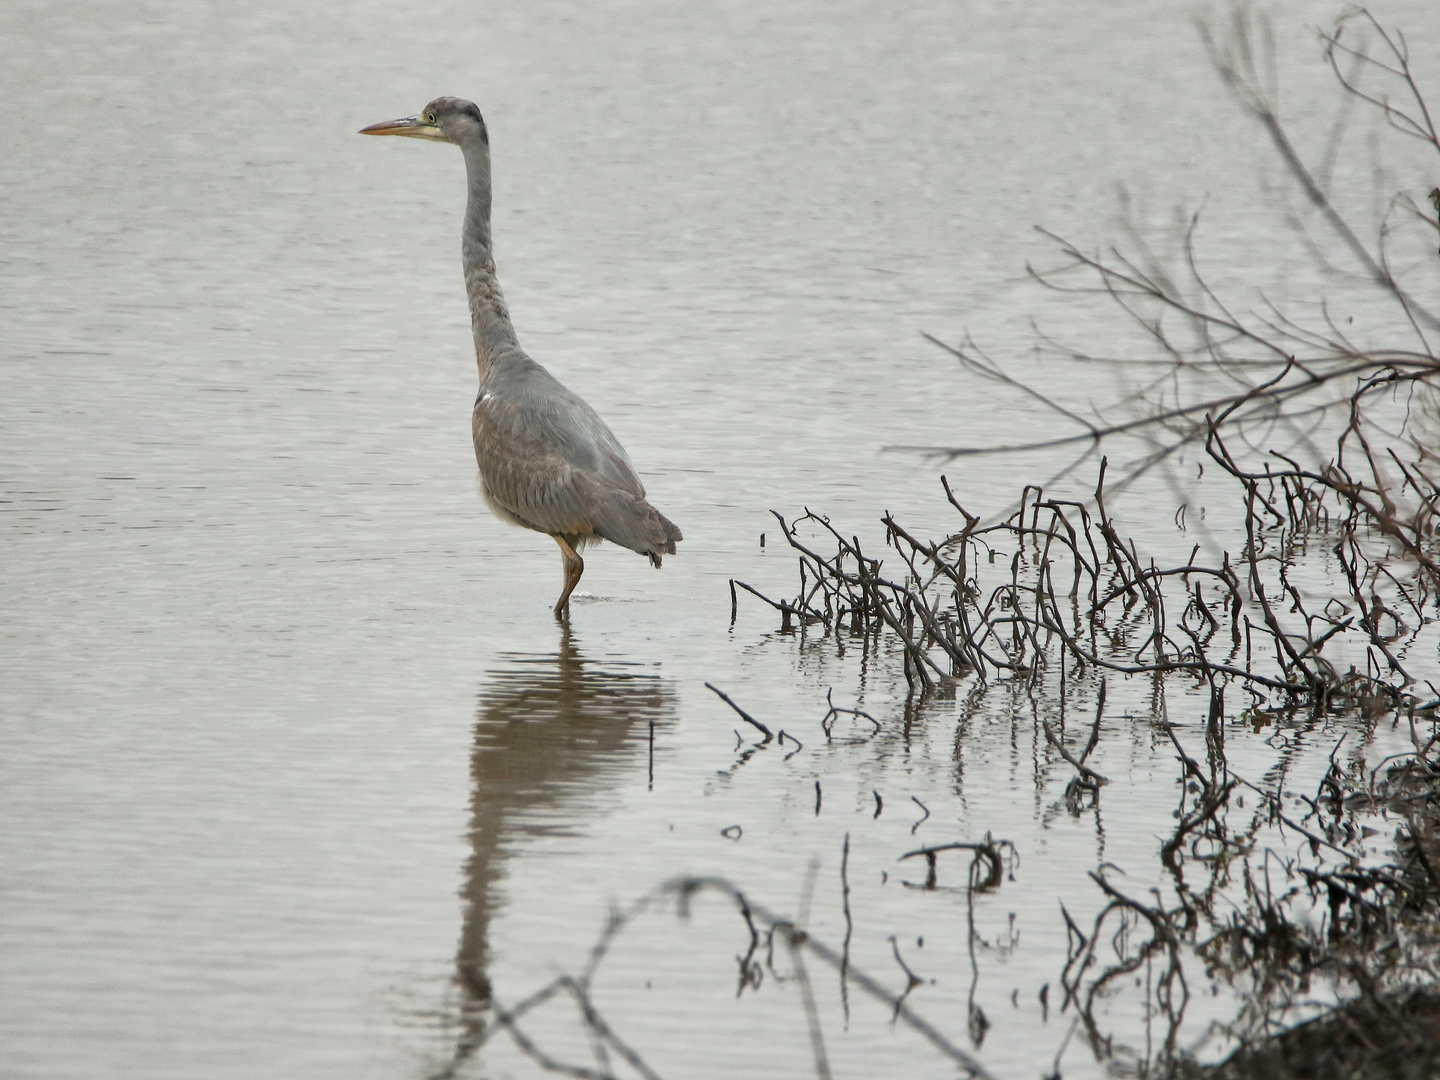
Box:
[3,1,1437,1077]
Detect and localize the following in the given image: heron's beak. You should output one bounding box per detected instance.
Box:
[359,115,442,139]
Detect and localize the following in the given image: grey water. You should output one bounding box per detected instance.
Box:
[3,1,1436,1077]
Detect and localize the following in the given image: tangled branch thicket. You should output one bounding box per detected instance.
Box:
[728,6,1440,1076]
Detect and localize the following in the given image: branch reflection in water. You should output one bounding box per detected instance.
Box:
[447,626,677,1073]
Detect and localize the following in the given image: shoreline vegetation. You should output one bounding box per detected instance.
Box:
[729,7,1440,1076]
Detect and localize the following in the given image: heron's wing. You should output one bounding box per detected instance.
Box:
[474,395,677,558]
[501,365,647,490]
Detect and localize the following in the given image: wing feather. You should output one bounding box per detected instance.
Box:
[472,375,681,560]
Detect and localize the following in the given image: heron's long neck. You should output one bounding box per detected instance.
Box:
[460,138,519,380]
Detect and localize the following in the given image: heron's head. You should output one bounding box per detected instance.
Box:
[360,97,487,146]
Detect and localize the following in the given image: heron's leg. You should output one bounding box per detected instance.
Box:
[552,534,585,617]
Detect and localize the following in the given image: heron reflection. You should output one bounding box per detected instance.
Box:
[448,626,677,1068]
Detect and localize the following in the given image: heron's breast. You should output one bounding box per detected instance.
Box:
[471,398,595,536]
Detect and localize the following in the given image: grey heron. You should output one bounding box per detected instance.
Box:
[361,98,682,616]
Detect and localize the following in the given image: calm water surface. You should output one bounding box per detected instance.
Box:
[3,1,1435,1077]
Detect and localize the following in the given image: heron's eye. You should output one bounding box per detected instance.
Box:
[423,112,437,124]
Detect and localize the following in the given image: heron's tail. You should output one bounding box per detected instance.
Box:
[587,486,682,567]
